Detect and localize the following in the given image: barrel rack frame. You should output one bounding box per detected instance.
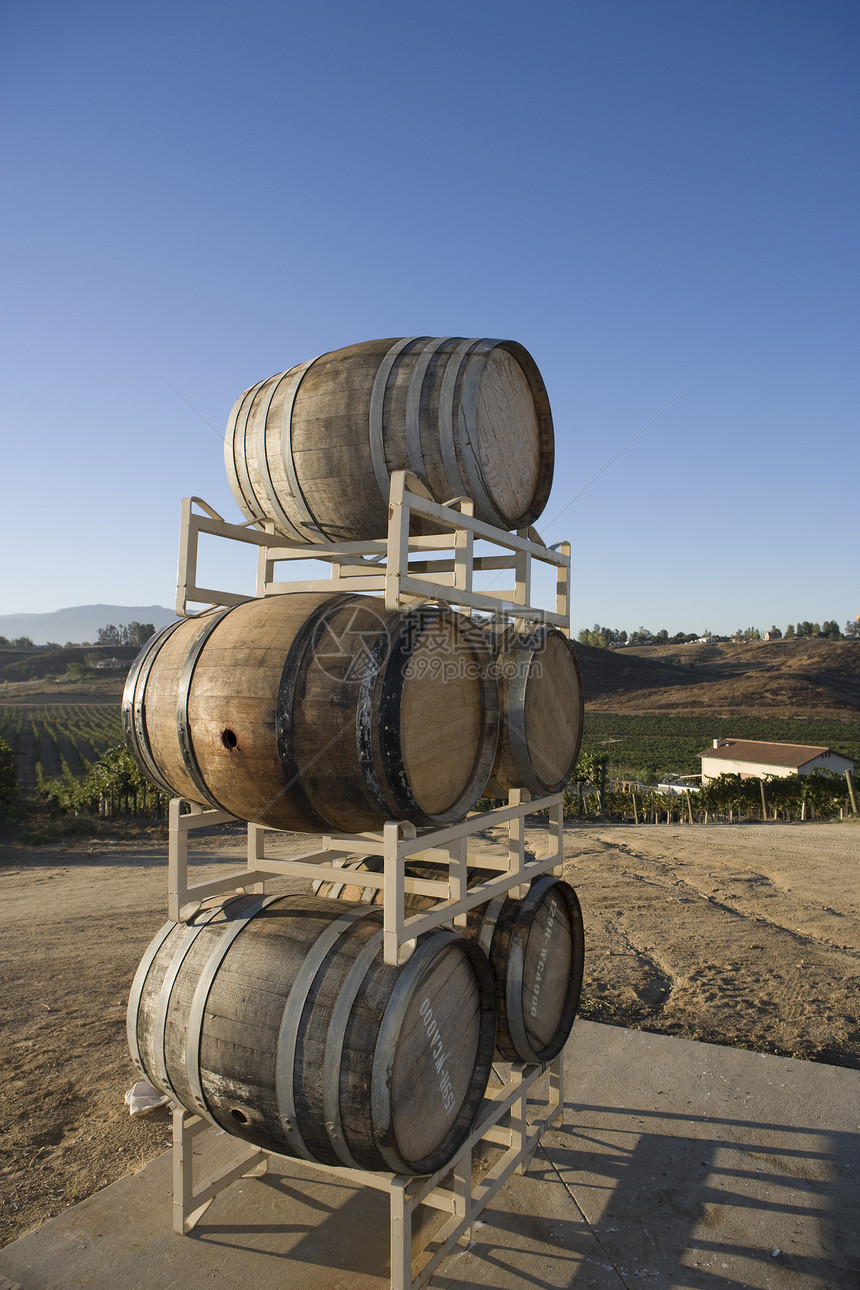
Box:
[176,469,570,627]
[157,472,573,1289]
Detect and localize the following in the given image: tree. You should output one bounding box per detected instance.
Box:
[767,625,782,639]
[576,625,626,649]
[126,621,156,647]
[821,620,842,640]
[846,618,860,640]
[784,623,796,639]
[97,621,155,647]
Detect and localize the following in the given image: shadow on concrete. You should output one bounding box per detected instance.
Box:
[531,1103,860,1288]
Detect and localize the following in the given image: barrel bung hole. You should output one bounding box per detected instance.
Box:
[230,1107,248,1124]
[221,729,238,751]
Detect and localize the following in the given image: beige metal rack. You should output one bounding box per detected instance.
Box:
[176,469,570,632]
[172,1055,562,1287]
[157,471,573,1288]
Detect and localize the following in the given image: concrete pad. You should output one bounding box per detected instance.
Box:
[1,1021,858,1290]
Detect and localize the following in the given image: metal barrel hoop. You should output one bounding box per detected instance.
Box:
[122,619,187,795]
[368,336,425,496]
[184,894,278,1123]
[148,903,231,1105]
[274,354,328,541]
[274,904,376,1162]
[456,339,509,530]
[438,338,484,504]
[321,922,386,1169]
[225,379,269,526]
[175,605,248,813]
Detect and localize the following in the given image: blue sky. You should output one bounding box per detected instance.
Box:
[2,0,857,636]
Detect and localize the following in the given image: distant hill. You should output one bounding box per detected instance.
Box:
[0,605,177,646]
[572,637,860,719]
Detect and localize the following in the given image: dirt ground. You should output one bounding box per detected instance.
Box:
[2,818,858,1249]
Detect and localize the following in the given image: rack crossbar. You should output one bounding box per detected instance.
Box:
[167,793,564,963]
[175,475,570,629]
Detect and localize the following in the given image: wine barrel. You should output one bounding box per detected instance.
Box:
[127,894,496,1176]
[122,592,499,832]
[485,625,584,797]
[224,336,554,542]
[314,857,585,1063]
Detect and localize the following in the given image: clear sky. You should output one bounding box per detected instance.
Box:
[2,0,857,637]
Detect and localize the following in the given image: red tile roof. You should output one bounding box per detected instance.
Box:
[699,739,841,769]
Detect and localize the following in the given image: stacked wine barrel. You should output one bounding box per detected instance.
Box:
[125,335,586,1178]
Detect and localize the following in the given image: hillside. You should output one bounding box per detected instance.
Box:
[2,633,858,718]
[0,604,176,646]
[0,643,140,691]
[572,637,860,719]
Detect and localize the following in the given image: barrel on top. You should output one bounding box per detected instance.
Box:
[485,624,584,797]
[315,857,585,1063]
[127,894,497,1176]
[224,336,555,542]
[122,592,499,833]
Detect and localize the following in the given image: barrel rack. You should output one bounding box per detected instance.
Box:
[158,471,573,1290]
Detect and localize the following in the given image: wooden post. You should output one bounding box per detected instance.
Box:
[759,779,767,821]
[686,793,694,825]
[632,791,639,825]
[846,769,858,816]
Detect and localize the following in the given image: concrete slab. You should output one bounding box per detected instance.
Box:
[1,1021,858,1290]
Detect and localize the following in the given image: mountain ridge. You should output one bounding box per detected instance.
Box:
[0,605,177,645]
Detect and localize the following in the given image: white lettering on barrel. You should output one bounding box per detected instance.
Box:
[530,897,558,1018]
[419,996,456,1115]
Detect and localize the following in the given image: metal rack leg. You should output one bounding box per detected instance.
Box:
[172,1109,267,1236]
[390,1177,413,1290]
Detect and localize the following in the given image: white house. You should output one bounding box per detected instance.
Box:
[699,739,854,784]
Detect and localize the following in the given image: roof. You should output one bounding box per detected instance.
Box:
[699,739,848,770]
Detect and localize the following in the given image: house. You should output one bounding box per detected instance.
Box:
[699,739,854,784]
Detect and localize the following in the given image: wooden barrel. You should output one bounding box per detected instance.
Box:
[485,625,584,797]
[122,592,499,832]
[224,336,554,542]
[314,858,585,1063]
[127,894,496,1176]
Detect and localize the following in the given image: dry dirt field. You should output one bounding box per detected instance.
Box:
[2,818,858,1249]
